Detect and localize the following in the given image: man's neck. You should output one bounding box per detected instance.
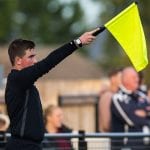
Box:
[110,84,119,93]
[120,85,133,94]
[12,65,21,70]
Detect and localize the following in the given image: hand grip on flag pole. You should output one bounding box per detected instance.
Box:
[92,26,106,36]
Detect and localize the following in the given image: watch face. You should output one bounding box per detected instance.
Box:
[76,39,81,44]
[74,38,82,47]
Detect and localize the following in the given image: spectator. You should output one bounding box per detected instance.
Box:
[111,67,150,150]
[99,68,122,132]
[147,85,150,103]
[0,114,10,132]
[138,71,147,94]
[43,105,73,150]
[0,113,10,149]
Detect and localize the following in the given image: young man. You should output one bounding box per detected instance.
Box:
[99,68,122,132]
[5,29,97,150]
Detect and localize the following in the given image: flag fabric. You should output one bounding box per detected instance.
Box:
[105,2,148,71]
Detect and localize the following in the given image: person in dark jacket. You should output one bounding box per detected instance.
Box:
[5,29,97,150]
[111,67,150,150]
[43,105,73,150]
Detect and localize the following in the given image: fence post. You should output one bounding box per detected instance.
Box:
[78,130,87,150]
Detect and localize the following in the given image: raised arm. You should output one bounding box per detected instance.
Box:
[13,29,98,89]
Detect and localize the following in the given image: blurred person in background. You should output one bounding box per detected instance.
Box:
[0,113,10,150]
[43,105,73,150]
[0,113,10,132]
[138,71,147,95]
[111,66,150,150]
[5,28,98,150]
[98,68,122,132]
[147,85,150,103]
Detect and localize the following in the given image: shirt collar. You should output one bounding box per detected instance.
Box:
[120,85,133,94]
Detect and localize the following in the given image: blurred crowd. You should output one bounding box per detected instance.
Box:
[99,66,150,150]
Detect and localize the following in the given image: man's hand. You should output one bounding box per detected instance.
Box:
[79,28,100,45]
[135,109,147,117]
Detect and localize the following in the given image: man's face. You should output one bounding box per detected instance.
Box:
[18,48,37,69]
[111,72,122,87]
[122,68,139,91]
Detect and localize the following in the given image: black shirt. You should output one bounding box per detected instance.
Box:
[5,42,77,143]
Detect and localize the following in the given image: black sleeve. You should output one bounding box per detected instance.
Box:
[13,41,77,89]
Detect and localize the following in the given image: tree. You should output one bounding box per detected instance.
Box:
[0,0,18,43]
[0,0,85,44]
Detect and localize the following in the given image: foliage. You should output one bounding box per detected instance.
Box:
[0,0,18,43]
[0,0,85,44]
[1,0,150,83]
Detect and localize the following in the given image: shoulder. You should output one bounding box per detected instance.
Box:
[100,90,113,99]
[112,89,125,102]
[100,91,113,103]
[7,69,19,81]
[60,124,72,133]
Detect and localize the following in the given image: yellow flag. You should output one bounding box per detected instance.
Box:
[105,3,148,71]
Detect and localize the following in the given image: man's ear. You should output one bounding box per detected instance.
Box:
[15,56,22,65]
[111,76,116,84]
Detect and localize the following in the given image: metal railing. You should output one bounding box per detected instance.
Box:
[1,132,150,150]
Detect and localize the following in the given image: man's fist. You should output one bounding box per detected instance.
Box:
[79,28,100,45]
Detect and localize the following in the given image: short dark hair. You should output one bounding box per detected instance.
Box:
[8,39,35,66]
[108,68,123,78]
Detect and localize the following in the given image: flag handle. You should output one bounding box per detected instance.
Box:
[92,26,106,36]
[134,0,138,5]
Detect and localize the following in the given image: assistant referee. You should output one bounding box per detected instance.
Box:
[5,29,97,150]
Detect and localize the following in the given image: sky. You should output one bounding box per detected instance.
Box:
[59,0,103,27]
[79,0,103,26]
[58,0,105,60]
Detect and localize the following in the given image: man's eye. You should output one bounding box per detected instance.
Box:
[29,55,35,58]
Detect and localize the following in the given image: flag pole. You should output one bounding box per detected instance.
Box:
[92,26,106,36]
[134,0,138,5]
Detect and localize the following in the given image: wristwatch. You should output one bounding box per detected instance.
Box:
[74,38,82,48]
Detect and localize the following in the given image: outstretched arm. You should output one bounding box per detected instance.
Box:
[14,29,98,89]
